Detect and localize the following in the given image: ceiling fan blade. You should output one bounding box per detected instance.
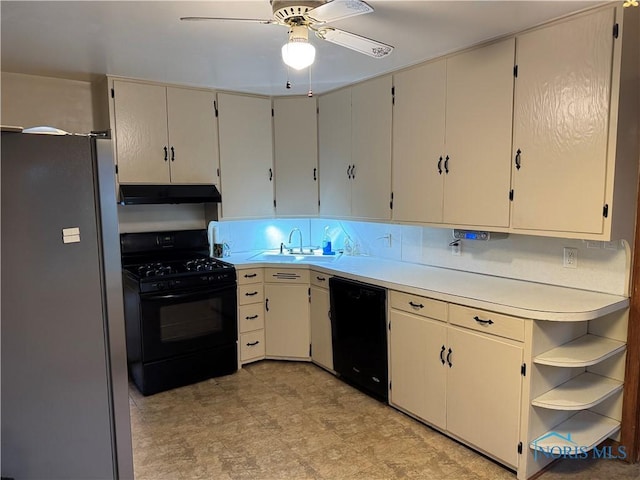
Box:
[307,0,373,24]
[180,17,277,25]
[318,28,393,58]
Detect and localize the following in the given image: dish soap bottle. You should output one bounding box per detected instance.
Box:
[322,226,332,255]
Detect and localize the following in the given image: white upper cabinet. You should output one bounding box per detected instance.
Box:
[273,96,318,216]
[165,87,220,184]
[391,38,514,228]
[111,79,219,185]
[392,59,447,223]
[351,75,393,220]
[217,92,274,219]
[443,38,515,227]
[510,6,637,240]
[318,87,352,217]
[318,76,393,220]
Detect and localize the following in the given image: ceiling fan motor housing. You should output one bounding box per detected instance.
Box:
[271,1,325,25]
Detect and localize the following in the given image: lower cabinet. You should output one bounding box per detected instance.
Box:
[310,271,333,371]
[389,291,524,468]
[264,268,311,360]
[237,267,265,364]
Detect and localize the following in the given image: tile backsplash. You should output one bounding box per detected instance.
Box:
[210,218,629,296]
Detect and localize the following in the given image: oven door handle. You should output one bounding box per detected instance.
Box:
[142,286,234,302]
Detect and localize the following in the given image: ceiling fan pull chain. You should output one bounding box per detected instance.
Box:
[307,65,313,97]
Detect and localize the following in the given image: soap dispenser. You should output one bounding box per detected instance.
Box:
[322,226,332,255]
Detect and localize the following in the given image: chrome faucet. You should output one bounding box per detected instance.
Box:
[288,227,303,254]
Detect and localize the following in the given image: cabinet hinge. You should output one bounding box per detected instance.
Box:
[217,167,220,177]
[603,204,609,218]
[390,191,394,210]
[318,199,321,207]
[518,442,523,454]
[389,381,392,391]
[509,189,514,201]
[271,108,274,117]
[214,100,218,117]
[391,86,395,106]
[513,65,518,78]
[273,199,277,208]
[317,106,319,115]
[521,363,526,376]
[388,322,391,331]
[110,87,115,98]
[115,164,118,174]
[308,287,311,302]
[613,23,619,39]
[309,344,312,357]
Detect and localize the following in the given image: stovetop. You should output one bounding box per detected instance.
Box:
[120,230,236,293]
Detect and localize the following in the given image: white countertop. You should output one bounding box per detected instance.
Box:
[225,251,629,322]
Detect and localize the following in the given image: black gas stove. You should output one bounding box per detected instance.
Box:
[120,229,238,396]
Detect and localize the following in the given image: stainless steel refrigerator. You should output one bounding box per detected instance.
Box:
[1,131,134,479]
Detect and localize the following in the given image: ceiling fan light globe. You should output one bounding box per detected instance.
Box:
[281,41,316,70]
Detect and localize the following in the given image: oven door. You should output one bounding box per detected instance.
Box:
[139,283,237,363]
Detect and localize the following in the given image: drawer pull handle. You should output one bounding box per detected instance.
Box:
[446,348,453,368]
[316,276,326,281]
[246,341,260,347]
[246,315,259,320]
[245,291,258,296]
[352,367,361,373]
[265,298,269,312]
[409,301,424,309]
[440,345,446,365]
[244,273,257,278]
[473,316,494,325]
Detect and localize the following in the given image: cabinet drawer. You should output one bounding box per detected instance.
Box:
[238,284,264,306]
[449,304,524,341]
[240,330,266,362]
[390,291,447,322]
[265,268,310,284]
[310,271,331,289]
[239,303,265,333]
[238,268,263,285]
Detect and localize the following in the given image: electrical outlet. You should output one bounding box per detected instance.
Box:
[563,247,578,268]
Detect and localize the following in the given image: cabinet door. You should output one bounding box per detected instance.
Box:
[443,38,515,227]
[318,88,352,217]
[392,60,446,223]
[351,76,393,220]
[273,96,319,216]
[166,87,219,185]
[310,285,332,370]
[389,310,447,429]
[511,9,614,234]
[218,93,274,219]
[112,81,170,184]
[264,284,310,359]
[446,327,523,467]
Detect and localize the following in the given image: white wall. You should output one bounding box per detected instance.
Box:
[212,218,630,296]
[1,72,96,133]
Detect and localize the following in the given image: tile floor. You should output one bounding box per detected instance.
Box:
[129,361,639,480]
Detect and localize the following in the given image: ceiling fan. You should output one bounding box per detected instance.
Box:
[180,0,394,71]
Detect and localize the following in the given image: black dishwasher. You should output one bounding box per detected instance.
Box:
[329,277,388,401]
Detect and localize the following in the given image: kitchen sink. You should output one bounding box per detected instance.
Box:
[249,251,340,263]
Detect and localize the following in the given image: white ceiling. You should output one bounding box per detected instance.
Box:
[1,1,608,96]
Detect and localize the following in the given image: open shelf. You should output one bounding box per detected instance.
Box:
[530,410,620,453]
[534,334,625,368]
[531,372,622,410]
